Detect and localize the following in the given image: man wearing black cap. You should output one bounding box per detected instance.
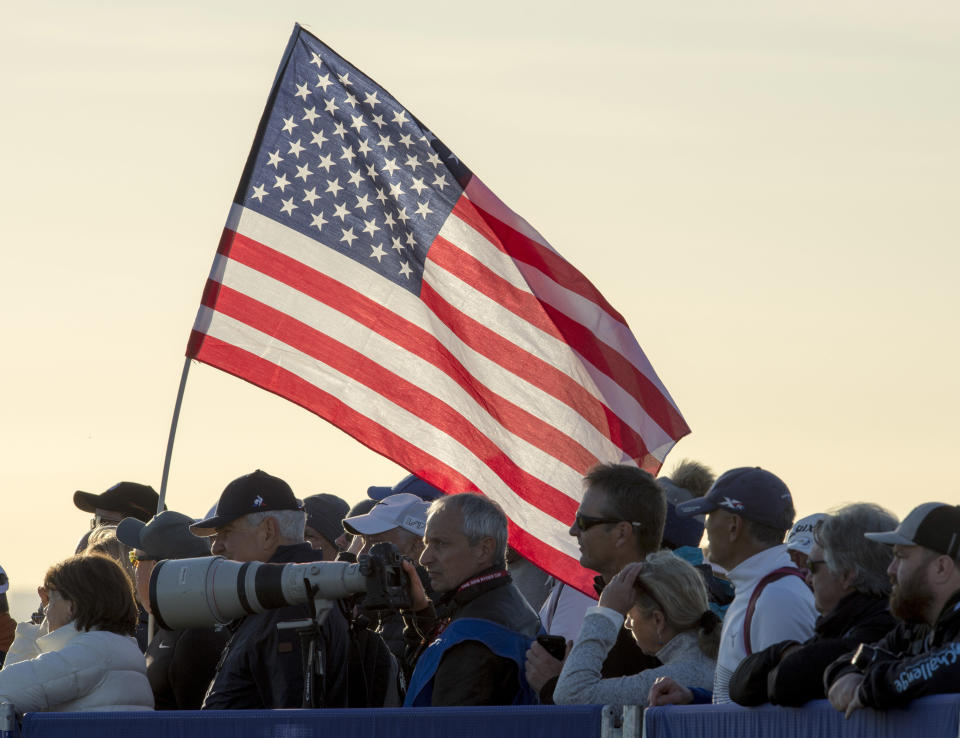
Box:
[826,502,960,716]
[302,493,350,561]
[73,481,160,541]
[670,466,817,703]
[190,470,349,709]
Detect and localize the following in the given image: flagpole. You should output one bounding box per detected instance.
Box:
[158,356,192,514]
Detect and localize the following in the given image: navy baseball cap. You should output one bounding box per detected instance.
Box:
[865,502,960,559]
[190,470,303,537]
[675,467,795,531]
[367,473,445,502]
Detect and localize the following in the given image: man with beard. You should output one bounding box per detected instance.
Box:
[826,502,960,716]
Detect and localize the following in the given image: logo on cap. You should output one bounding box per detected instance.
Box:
[720,497,744,511]
[253,495,264,508]
[403,515,426,532]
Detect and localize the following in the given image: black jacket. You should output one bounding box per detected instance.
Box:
[824,588,960,709]
[202,543,349,709]
[730,590,895,706]
[147,624,231,709]
[403,568,540,706]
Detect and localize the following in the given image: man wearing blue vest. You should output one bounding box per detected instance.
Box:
[401,493,541,706]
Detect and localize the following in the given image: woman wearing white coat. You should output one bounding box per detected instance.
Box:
[0,553,153,712]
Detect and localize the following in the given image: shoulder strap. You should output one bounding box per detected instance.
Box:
[742,566,806,655]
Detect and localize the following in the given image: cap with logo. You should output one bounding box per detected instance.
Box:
[342,492,429,537]
[786,513,829,556]
[117,510,211,560]
[73,482,160,523]
[367,474,445,502]
[675,467,795,531]
[190,470,303,537]
[864,502,960,559]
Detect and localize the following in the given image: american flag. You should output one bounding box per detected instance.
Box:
[187,24,690,594]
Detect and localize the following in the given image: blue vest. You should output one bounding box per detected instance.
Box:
[404,617,538,706]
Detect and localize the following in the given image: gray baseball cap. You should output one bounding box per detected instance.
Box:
[865,502,960,559]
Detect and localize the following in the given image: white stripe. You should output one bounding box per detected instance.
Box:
[222,205,656,460]
[208,255,592,502]
[196,306,583,559]
[462,175,560,255]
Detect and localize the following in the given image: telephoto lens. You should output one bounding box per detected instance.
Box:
[149,556,367,630]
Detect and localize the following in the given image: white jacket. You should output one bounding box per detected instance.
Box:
[713,545,817,703]
[0,620,154,713]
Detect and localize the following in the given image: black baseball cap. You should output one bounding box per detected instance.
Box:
[865,502,960,559]
[73,481,160,523]
[190,470,303,537]
[675,467,795,531]
[117,511,211,560]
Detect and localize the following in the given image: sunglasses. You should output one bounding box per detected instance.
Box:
[574,513,642,532]
[128,550,157,567]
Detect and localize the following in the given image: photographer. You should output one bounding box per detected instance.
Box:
[189,470,349,709]
[400,493,541,706]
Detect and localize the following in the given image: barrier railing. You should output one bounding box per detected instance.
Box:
[6,695,959,738]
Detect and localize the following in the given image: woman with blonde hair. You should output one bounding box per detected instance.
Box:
[554,550,719,705]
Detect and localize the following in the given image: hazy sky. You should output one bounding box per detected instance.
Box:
[2,1,958,620]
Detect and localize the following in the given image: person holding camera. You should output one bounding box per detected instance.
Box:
[400,493,541,706]
[189,470,349,709]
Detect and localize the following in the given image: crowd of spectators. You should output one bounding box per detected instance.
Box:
[0,466,958,721]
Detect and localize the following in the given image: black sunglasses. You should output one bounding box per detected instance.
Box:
[574,513,642,532]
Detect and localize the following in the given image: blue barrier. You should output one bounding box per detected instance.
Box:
[11,695,960,738]
[20,705,605,738]
[641,695,960,738]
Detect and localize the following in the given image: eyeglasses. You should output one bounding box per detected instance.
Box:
[574,513,642,532]
[128,550,157,566]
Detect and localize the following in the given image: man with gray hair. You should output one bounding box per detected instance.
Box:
[401,493,541,706]
[729,503,898,706]
[190,470,349,709]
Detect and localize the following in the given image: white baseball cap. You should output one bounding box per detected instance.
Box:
[786,513,829,555]
[342,493,429,537]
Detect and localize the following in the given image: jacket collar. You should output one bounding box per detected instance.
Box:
[435,566,512,618]
[38,621,81,652]
[726,545,794,591]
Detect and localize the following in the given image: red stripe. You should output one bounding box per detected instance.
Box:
[199,284,580,522]
[211,230,607,469]
[190,332,597,593]
[452,198,690,440]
